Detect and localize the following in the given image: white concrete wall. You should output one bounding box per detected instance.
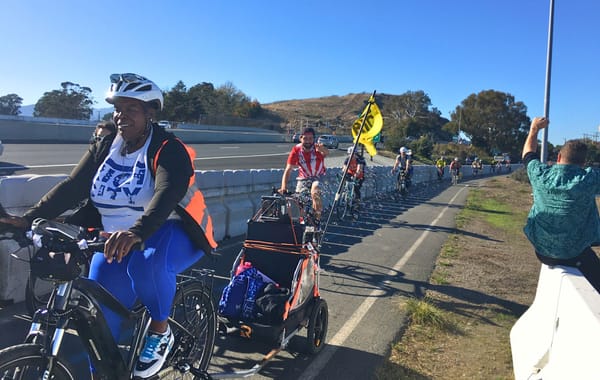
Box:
[510,264,600,379]
[0,164,515,304]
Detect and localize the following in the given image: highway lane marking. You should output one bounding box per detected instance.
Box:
[0,163,76,169]
[299,187,467,380]
[0,153,290,169]
[195,152,288,160]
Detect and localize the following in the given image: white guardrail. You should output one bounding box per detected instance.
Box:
[510,264,600,379]
[1,163,597,379]
[0,164,451,303]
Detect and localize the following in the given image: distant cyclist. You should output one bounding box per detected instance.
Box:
[450,157,461,183]
[435,156,447,180]
[471,158,480,176]
[391,147,412,187]
[279,127,329,222]
[342,146,366,201]
[490,160,497,174]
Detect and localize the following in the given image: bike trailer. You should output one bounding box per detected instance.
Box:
[213,193,328,378]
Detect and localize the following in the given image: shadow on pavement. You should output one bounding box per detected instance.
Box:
[0,162,28,176]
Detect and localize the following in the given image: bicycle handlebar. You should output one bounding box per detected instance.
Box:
[29,218,109,260]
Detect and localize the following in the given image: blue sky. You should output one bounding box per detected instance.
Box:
[1,0,598,145]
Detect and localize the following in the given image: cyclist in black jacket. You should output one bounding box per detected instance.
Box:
[0,73,217,379]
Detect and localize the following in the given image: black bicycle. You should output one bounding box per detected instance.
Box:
[336,177,359,221]
[394,170,409,200]
[0,219,216,380]
[0,209,91,318]
[25,223,92,318]
[451,168,460,185]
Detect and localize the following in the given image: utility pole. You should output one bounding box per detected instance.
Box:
[541,0,555,162]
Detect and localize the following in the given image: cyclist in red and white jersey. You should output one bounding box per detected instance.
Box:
[450,157,461,175]
[279,127,329,221]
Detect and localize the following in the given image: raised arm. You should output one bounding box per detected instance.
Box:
[522,117,549,159]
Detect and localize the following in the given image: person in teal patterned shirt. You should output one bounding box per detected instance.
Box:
[523,116,600,293]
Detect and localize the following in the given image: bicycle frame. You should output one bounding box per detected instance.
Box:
[452,168,460,184]
[344,179,356,208]
[334,178,357,221]
[28,267,211,380]
[28,275,150,379]
[396,171,408,195]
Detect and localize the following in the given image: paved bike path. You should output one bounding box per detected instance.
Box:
[205,178,477,379]
[0,176,486,379]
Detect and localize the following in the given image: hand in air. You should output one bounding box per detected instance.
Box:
[531,117,549,131]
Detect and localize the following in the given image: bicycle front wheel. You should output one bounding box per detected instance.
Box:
[0,343,76,380]
[160,282,216,379]
[400,181,408,199]
[336,192,349,220]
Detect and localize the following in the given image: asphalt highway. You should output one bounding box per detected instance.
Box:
[0,143,350,176]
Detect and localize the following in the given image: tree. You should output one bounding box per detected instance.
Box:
[186,82,215,121]
[34,82,94,120]
[214,82,250,116]
[585,141,600,166]
[449,90,530,159]
[380,91,451,151]
[158,80,264,123]
[412,134,434,159]
[159,81,189,121]
[0,93,23,115]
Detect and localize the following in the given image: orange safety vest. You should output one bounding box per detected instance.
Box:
[154,138,218,251]
[346,156,364,179]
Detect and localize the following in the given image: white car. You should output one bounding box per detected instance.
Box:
[158,120,172,129]
[317,135,339,149]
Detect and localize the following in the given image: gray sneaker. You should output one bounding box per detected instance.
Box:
[134,325,174,378]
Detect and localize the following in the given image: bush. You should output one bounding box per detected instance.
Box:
[511,166,529,183]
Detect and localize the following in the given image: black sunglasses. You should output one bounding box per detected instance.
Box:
[110,73,147,84]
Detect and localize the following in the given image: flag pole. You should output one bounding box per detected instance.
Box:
[541,0,555,163]
[319,90,376,247]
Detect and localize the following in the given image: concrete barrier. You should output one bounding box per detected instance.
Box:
[0,163,518,304]
[510,264,600,379]
[0,164,399,303]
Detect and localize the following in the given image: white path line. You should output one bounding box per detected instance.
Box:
[298,187,466,380]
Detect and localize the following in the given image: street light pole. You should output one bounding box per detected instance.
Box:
[541,0,555,163]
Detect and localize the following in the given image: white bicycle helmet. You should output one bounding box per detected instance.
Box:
[105,73,164,110]
[399,146,407,154]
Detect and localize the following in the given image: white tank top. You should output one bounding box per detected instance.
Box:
[90,130,155,232]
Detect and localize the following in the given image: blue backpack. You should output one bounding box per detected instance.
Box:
[218,267,268,320]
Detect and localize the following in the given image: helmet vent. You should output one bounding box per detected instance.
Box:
[123,83,139,92]
[137,84,152,92]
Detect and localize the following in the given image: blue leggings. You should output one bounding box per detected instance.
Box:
[88,220,205,340]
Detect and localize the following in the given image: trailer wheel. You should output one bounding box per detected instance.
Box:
[306,298,328,354]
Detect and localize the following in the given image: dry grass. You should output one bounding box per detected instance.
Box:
[375,176,541,380]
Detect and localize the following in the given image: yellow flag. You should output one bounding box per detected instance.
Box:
[352,95,383,156]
